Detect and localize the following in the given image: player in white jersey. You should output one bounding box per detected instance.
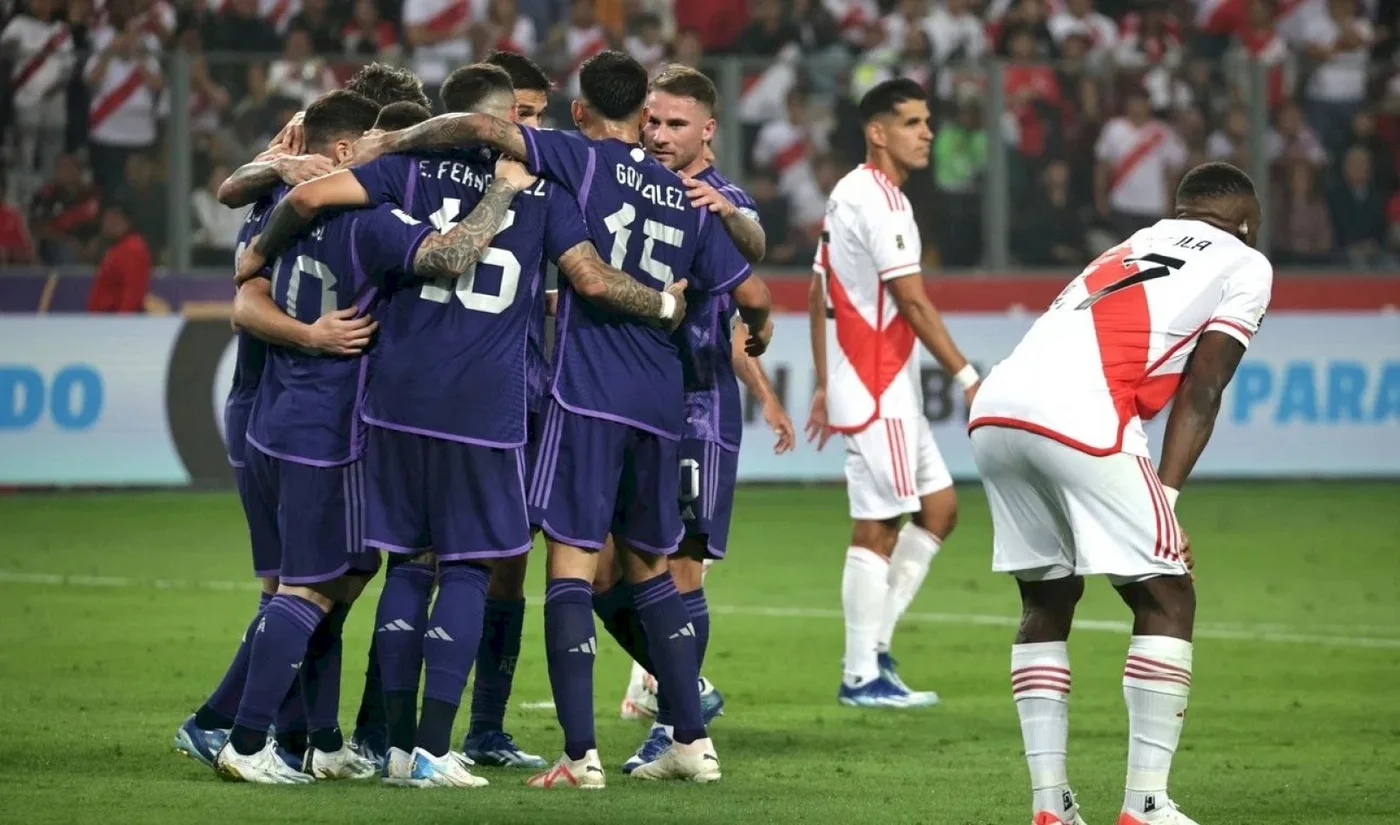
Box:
[807,78,980,709]
[968,162,1272,825]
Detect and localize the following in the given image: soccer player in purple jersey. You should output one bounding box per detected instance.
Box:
[245,63,687,786]
[214,92,542,787]
[601,65,798,771]
[173,117,383,777]
[346,50,773,787]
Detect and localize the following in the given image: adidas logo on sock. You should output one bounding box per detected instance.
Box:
[378,619,415,633]
[1144,795,1156,813]
[499,655,518,675]
[425,627,455,642]
[568,637,597,655]
[256,617,266,634]
[681,506,696,521]
[668,622,696,640]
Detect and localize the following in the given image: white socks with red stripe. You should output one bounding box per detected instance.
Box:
[1011,642,1074,817]
[876,524,942,654]
[1123,635,1194,815]
[841,547,889,686]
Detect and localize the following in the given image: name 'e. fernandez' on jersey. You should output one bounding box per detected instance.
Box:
[349,151,590,447]
[520,127,753,439]
[225,185,284,468]
[675,164,759,451]
[246,202,433,467]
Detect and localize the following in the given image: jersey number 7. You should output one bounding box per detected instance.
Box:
[1054,248,1186,311]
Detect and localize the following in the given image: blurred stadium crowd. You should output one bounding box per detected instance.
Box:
[1,0,1398,274]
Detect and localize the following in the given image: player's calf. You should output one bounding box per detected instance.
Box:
[1113,575,1196,824]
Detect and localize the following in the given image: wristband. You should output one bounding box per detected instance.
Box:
[1162,486,1180,511]
[659,290,677,321]
[953,364,980,390]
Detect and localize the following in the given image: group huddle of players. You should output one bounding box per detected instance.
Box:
[173,50,796,790]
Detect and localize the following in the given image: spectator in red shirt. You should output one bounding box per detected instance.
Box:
[87,200,151,313]
[0,169,38,265]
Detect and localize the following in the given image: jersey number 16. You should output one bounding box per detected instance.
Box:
[418,198,521,314]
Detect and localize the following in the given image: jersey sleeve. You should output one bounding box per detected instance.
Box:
[349,155,412,207]
[518,127,592,196]
[351,204,433,287]
[692,210,752,296]
[856,193,922,281]
[541,182,591,262]
[1205,252,1273,348]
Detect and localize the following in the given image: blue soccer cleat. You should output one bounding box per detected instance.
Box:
[878,652,941,706]
[837,675,937,708]
[463,730,548,769]
[174,715,229,768]
[699,677,726,725]
[407,747,489,788]
[621,725,673,774]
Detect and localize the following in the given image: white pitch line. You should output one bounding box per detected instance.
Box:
[2,570,1398,650]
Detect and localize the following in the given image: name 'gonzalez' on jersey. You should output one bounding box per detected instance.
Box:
[677,164,760,450]
[519,127,753,439]
[970,218,1273,457]
[348,151,588,448]
[246,203,434,466]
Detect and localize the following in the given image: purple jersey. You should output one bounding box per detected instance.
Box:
[246,203,432,466]
[520,127,753,438]
[224,187,283,467]
[675,165,760,451]
[349,152,589,446]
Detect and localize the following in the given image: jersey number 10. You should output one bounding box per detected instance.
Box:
[419,198,522,314]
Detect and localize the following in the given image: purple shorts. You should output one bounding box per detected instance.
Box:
[364,425,532,561]
[243,448,378,584]
[527,399,683,554]
[679,439,738,559]
[234,464,282,578]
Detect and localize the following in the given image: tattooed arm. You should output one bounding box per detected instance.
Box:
[351,112,527,165]
[236,170,372,283]
[555,242,688,330]
[217,154,335,208]
[413,174,525,279]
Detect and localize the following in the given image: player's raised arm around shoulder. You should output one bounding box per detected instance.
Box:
[412,160,535,280]
[218,153,335,208]
[233,277,377,356]
[684,178,766,263]
[238,171,376,284]
[1157,253,1273,498]
[694,211,768,352]
[356,112,527,165]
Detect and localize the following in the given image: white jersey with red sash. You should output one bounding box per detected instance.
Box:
[1,15,72,108]
[403,0,471,85]
[1094,117,1187,217]
[86,29,163,148]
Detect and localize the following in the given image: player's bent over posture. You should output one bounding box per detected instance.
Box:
[808,79,978,709]
[968,162,1272,825]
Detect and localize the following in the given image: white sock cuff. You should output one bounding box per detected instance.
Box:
[846,546,889,571]
[1124,635,1193,696]
[1011,642,1071,700]
[895,523,942,560]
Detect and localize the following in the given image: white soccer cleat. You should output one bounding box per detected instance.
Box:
[526,750,606,790]
[629,737,721,783]
[1117,798,1198,825]
[620,668,659,720]
[214,739,314,785]
[381,746,414,787]
[303,744,378,780]
[1035,803,1090,824]
[407,748,489,788]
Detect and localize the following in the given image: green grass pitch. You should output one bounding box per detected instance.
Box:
[1,484,1397,824]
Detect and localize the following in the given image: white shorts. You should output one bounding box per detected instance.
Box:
[969,425,1189,584]
[843,417,953,521]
